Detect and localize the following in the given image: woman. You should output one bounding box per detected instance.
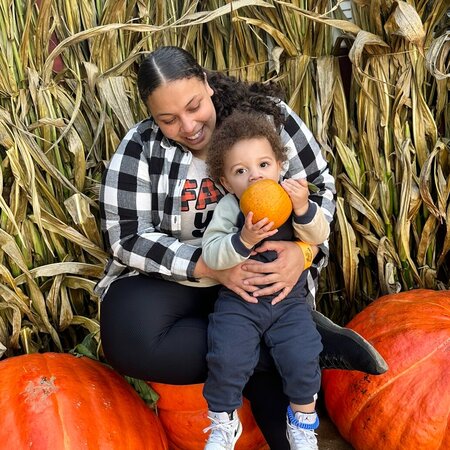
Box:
[96,46,386,449]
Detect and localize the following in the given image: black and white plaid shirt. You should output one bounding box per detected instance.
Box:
[95,101,336,307]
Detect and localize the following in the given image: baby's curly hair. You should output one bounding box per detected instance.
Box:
[206,110,287,183]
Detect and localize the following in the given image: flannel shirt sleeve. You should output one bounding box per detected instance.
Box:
[278,101,336,307]
[100,126,200,282]
[279,101,336,245]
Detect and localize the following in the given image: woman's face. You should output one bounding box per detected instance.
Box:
[220,137,282,199]
[146,76,216,158]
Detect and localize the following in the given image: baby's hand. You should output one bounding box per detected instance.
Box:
[240,212,278,248]
[281,179,310,216]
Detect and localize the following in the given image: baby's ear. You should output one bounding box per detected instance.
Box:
[277,159,283,172]
[220,177,233,194]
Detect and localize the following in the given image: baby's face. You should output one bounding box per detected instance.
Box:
[220,137,282,198]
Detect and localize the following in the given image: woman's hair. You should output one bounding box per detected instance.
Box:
[206,110,287,183]
[137,46,286,127]
[137,46,205,103]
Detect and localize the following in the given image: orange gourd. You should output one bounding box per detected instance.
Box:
[149,382,269,450]
[0,353,168,450]
[240,179,292,229]
[322,289,450,450]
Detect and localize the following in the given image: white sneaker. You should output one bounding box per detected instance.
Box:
[204,410,242,450]
[286,407,319,450]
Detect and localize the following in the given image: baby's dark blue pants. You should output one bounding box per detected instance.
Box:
[203,279,323,413]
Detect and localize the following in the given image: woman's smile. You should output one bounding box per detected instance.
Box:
[185,126,204,143]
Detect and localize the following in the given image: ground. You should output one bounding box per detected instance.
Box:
[317,398,352,449]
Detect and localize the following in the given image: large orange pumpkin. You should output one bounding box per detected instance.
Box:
[0,353,168,449]
[240,179,292,230]
[149,382,269,450]
[322,289,450,450]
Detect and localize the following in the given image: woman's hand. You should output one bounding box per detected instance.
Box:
[194,256,259,303]
[242,241,318,305]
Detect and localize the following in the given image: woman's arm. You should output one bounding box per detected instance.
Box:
[242,241,319,304]
[100,121,200,283]
[279,101,336,233]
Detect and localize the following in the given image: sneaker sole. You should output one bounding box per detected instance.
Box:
[232,422,243,450]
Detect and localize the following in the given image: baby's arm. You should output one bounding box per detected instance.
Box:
[201,194,253,270]
[282,178,330,245]
[203,195,279,270]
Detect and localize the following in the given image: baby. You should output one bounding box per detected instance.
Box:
[202,110,330,450]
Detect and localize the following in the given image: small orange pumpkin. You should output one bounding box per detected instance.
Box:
[0,353,169,449]
[322,289,450,450]
[240,179,292,230]
[149,382,269,450]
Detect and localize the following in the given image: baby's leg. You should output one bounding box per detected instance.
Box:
[203,291,265,413]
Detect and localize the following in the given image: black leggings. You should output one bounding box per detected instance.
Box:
[100,275,290,449]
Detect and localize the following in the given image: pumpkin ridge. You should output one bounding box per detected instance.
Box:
[361,320,448,342]
[348,337,449,435]
[404,338,450,371]
[426,301,450,315]
[377,298,450,314]
[348,358,447,449]
[338,337,446,431]
[24,354,68,448]
[60,354,100,446]
[45,355,69,447]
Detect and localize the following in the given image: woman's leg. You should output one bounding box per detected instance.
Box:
[100,274,217,383]
[101,275,291,447]
[244,367,290,450]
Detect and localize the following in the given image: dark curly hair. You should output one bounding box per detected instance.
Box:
[206,110,287,183]
[137,46,286,128]
[206,71,285,128]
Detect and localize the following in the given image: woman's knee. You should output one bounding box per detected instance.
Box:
[99,275,213,382]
